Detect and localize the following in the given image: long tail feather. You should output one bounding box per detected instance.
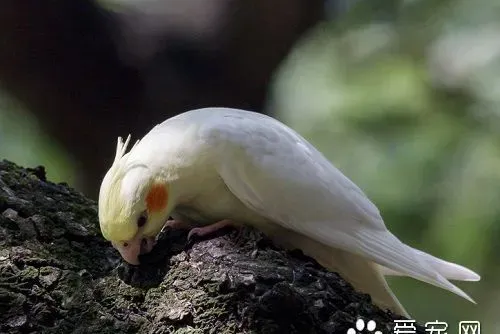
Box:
[350,228,477,303]
[283,220,479,304]
[379,248,480,282]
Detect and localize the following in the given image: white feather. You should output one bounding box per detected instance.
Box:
[190,108,479,303]
[128,107,480,315]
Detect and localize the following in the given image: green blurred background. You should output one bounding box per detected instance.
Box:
[0,0,498,332]
[268,0,500,330]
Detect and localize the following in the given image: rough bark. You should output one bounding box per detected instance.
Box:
[0,160,424,334]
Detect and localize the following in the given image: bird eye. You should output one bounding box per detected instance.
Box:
[137,211,147,228]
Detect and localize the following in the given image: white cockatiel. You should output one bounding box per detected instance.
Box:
[98,107,480,317]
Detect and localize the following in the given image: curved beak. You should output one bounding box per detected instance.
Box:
[112,233,157,265]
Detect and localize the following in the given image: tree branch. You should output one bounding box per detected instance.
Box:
[0,160,424,333]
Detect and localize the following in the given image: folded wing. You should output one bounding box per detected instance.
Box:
[197,108,479,302]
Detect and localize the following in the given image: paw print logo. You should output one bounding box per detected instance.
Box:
[347,319,383,334]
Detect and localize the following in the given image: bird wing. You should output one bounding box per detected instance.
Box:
[196,108,477,301]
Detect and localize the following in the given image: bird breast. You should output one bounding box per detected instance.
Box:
[174,172,269,228]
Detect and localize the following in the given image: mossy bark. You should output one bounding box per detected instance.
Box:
[0,160,424,333]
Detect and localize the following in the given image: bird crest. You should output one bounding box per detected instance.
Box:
[98,135,141,241]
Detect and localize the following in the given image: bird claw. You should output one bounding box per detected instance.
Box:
[187,219,236,242]
[187,227,204,242]
[140,237,157,255]
[162,219,192,231]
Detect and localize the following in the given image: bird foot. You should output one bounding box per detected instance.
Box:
[187,219,237,241]
[162,218,192,230]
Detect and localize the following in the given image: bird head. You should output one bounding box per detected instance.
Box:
[98,135,173,265]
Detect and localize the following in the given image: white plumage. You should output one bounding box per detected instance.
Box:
[99,107,480,317]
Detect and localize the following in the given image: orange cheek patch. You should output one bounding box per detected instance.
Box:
[146,183,168,213]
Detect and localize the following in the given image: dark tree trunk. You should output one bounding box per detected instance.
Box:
[0,0,324,197]
[0,160,424,333]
